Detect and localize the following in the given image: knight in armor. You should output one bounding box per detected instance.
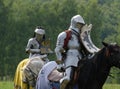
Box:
[55,15,89,89]
[25,26,49,62]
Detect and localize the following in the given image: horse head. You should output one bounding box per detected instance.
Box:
[102,42,120,68]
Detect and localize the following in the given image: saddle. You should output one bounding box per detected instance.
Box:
[70,59,86,84]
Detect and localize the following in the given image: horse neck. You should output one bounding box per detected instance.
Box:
[95,48,111,68]
[93,48,111,84]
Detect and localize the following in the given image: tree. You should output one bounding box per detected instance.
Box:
[101,0,120,83]
[0,0,9,80]
[0,0,120,83]
[77,0,104,47]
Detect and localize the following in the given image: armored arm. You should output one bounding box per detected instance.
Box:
[26,38,40,53]
[55,32,67,61]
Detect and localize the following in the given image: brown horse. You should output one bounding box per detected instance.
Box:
[78,42,120,89]
[65,42,120,89]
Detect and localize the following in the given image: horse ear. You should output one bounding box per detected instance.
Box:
[102,42,108,47]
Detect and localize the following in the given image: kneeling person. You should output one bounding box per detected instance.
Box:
[36,61,64,89]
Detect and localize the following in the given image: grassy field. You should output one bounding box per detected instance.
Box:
[0,81,14,89]
[0,81,120,89]
[103,84,120,89]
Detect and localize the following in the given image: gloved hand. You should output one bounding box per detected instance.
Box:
[56,60,63,64]
[40,47,53,54]
[81,24,92,33]
[60,66,65,72]
[40,47,47,54]
[47,48,53,53]
[57,64,65,72]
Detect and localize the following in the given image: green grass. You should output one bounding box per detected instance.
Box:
[103,84,120,89]
[0,81,120,89]
[0,81,14,89]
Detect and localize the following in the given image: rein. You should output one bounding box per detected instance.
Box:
[105,48,110,57]
[27,67,37,81]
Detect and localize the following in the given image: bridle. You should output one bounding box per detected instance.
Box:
[105,47,110,57]
[24,67,37,87]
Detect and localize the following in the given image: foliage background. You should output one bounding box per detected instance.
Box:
[0,0,120,83]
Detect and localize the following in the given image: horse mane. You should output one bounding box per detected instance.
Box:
[78,47,106,68]
[91,47,106,65]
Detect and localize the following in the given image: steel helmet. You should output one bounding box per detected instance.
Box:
[34,28,45,35]
[71,15,85,25]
